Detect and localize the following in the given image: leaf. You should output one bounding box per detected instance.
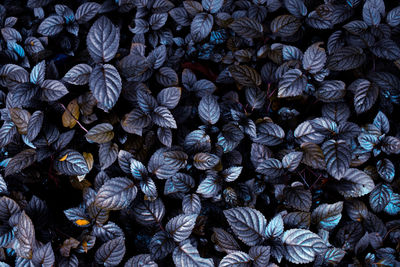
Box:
[343,20,368,35]
[322,140,352,180]
[85,123,114,144]
[303,42,326,74]
[282,151,303,172]
[54,150,89,176]
[150,13,168,30]
[277,69,306,98]
[41,80,68,101]
[193,152,219,170]
[249,246,270,267]
[254,122,285,146]
[5,149,37,176]
[157,87,181,109]
[0,196,21,222]
[182,194,201,214]
[256,158,284,178]
[95,237,126,266]
[157,67,179,87]
[363,0,383,26]
[370,39,400,60]
[173,241,214,267]
[351,79,379,114]
[337,168,375,198]
[294,121,325,144]
[152,106,177,128]
[30,60,46,85]
[369,183,392,212]
[384,192,400,215]
[27,111,44,141]
[63,64,92,85]
[282,229,327,264]
[16,211,35,258]
[10,108,30,134]
[95,177,137,210]
[311,202,343,230]
[284,185,312,212]
[387,6,400,27]
[223,207,267,246]
[212,228,241,254]
[198,95,220,125]
[270,15,301,37]
[191,13,214,42]
[89,64,122,112]
[149,231,175,260]
[124,254,157,267]
[376,158,395,183]
[99,142,118,170]
[133,199,165,225]
[202,0,223,13]
[219,251,252,267]
[62,99,80,129]
[32,243,55,267]
[229,17,263,39]
[222,166,243,182]
[229,65,262,87]
[37,15,64,36]
[87,16,120,63]
[166,214,198,242]
[75,2,101,24]
[316,80,346,102]
[0,122,17,148]
[265,214,284,239]
[327,47,366,71]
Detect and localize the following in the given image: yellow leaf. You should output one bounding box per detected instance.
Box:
[59,153,68,161]
[62,99,80,128]
[83,152,93,171]
[75,219,90,226]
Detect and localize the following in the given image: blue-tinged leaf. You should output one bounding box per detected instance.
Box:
[140,178,158,200]
[387,6,400,27]
[32,243,55,267]
[303,42,326,74]
[89,64,122,112]
[282,45,303,61]
[219,251,252,267]
[254,122,285,146]
[265,214,284,239]
[202,0,223,13]
[166,214,198,242]
[38,15,64,36]
[172,173,195,193]
[327,46,366,71]
[63,64,92,85]
[318,247,346,266]
[196,175,220,198]
[184,130,211,153]
[198,95,220,125]
[133,199,165,226]
[95,177,137,210]
[182,194,201,214]
[284,0,307,18]
[75,2,101,24]
[294,121,325,144]
[54,150,89,176]
[363,0,383,26]
[130,158,147,180]
[376,159,395,183]
[282,151,303,172]
[173,241,214,267]
[337,168,375,198]
[149,231,175,260]
[222,166,243,182]
[41,79,68,101]
[358,134,378,151]
[124,254,157,267]
[30,60,45,85]
[369,183,392,212]
[282,229,327,264]
[64,207,90,227]
[212,228,240,254]
[249,246,270,267]
[284,184,312,212]
[256,158,284,178]
[311,202,343,230]
[87,16,120,63]
[316,80,346,102]
[384,193,400,215]
[95,237,125,266]
[191,13,213,42]
[277,69,306,98]
[322,140,351,180]
[224,207,267,246]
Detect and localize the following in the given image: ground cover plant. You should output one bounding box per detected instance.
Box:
[1,0,400,266]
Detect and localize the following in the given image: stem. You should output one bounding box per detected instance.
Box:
[309,174,322,190]
[60,103,88,133]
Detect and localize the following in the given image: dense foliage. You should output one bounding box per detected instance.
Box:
[1,0,400,266]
